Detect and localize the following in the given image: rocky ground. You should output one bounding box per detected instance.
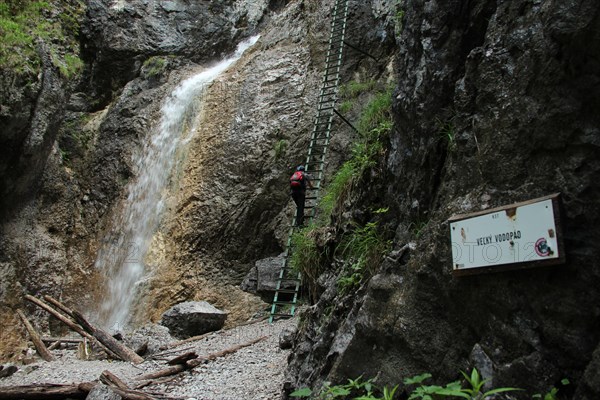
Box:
[0,317,296,400]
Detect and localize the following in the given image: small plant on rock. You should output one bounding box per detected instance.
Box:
[336,221,391,294]
[405,368,522,400]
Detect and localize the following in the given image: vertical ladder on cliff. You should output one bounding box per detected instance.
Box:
[270,0,350,323]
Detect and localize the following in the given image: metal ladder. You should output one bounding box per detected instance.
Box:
[269,0,350,322]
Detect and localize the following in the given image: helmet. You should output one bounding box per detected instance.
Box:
[296,165,305,171]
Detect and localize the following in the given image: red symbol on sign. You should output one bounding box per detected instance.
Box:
[535,238,550,257]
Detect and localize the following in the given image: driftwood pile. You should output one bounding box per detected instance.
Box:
[2,295,271,400]
[0,370,167,400]
[19,295,143,364]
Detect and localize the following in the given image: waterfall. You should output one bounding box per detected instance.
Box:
[95,36,260,330]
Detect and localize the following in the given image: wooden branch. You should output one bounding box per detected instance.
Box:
[187,335,269,368]
[25,295,93,341]
[150,345,196,360]
[134,375,179,390]
[25,295,120,360]
[134,365,186,381]
[0,383,90,399]
[100,370,130,390]
[42,337,84,344]
[47,341,61,351]
[158,331,214,351]
[167,352,197,366]
[16,310,55,362]
[0,381,158,400]
[135,335,269,381]
[107,387,157,400]
[72,310,144,364]
[43,296,75,319]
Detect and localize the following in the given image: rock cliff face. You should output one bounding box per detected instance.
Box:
[137,0,396,326]
[286,0,600,398]
[0,0,291,357]
[1,0,599,397]
[0,0,394,358]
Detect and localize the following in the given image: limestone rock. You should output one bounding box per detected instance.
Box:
[0,365,18,379]
[160,301,227,339]
[241,254,294,299]
[125,323,174,356]
[279,326,297,350]
[86,384,122,400]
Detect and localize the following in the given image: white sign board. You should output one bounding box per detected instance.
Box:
[450,195,563,274]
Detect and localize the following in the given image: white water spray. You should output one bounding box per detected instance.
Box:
[95,36,259,329]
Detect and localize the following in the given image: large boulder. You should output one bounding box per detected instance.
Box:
[159,301,227,339]
[241,254,295,300]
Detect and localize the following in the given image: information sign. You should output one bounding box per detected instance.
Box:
[449,194,565,276]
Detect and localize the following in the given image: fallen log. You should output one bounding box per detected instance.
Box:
[47,341,61,351]
[43,295,76,319]
[16,310,55,362]
[107,387,158,400]
[134,365,186,381]
[0,383,90,400]
[167,352,197,366]
[135,335,269,382]
[25,295,93,342]
[72,310,144,364]
[98,370,159,400]
[187,335,268,368]
[42,337,84,344]
[100,370,129,390]
[25,295,119,360]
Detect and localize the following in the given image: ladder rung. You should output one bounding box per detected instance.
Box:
[276,289,299,294]
[273,301,297,306]
[277,276,301,281]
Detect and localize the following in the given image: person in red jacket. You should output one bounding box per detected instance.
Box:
[290,165,314,227]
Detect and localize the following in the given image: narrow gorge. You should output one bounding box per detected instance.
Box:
[0,0,599,399]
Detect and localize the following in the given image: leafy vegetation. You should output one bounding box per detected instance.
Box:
[291,86,394,296]
[405,369,522,400]
[336,221,391,293]
[339,100,353,114]
[0,0,84,77]
[274,139,288,160]
[142,56,169,78]
[436,117,457,152]
[395,1,405,35]
[321,87,393,220]
[290,376,395,400]
[339,80,377,99]
[532,379,570,400]
[291,369,524,400]
[290,224,324,283]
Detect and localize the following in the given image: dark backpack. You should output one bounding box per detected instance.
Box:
[290,171,304,188]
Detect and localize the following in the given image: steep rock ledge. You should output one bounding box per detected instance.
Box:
[138,0,393,325]
[286,0,600,398]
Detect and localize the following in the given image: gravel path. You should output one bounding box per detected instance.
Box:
[0,318,296,399]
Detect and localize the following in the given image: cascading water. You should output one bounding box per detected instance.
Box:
[95,36,260,330]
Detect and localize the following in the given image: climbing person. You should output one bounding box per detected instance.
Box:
[290,165,314,227]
